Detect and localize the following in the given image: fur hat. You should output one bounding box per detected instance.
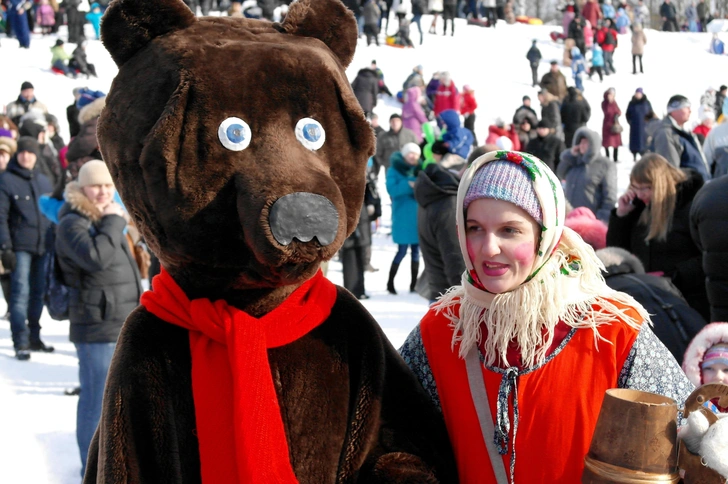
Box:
[78,160,114,187]
[682,323,728,386]
[463,159,542,224]
[0,137,17,157]
[401,142,421,158]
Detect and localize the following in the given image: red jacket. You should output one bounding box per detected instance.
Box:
[693,124,712,140]
[485,125,521,151]
[596,27,618,52]
[434,82,460,116]
[461,92,478,116]
[582,1,603,30]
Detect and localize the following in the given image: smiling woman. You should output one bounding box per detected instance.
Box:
[400,150,695,483]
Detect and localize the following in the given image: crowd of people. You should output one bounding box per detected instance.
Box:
[1,81,151,477]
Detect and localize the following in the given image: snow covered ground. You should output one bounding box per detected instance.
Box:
[1,12,726,483]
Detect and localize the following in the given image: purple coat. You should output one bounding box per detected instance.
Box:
[402,87,428,143]
[601,92,623,148]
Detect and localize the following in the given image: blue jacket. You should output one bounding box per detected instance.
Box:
[439,109,474,159]
[591,45,605,67]
[0,159,53,254]
[601,3,615,18]
[386,153,420,245]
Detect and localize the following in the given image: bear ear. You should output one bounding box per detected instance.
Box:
[277,0,358,68]
[101,0,196,67]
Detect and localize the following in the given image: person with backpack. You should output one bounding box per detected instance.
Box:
[596,18,619,75]
[54,161,142,477]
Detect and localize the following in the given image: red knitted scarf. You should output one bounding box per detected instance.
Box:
[141,268,337,483]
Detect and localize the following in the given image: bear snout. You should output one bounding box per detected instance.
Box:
[269,192,339,246]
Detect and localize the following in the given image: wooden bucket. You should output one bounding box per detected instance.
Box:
[582,389,679,483]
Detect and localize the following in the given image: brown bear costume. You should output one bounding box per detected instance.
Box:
[84,0,457,482]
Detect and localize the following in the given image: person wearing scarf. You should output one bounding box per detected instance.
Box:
[683,323,728,413]
[400,150,694,483]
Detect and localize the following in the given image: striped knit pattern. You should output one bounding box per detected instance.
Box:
[463,160,543,224]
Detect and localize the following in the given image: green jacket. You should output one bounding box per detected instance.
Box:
[51,45,71,65]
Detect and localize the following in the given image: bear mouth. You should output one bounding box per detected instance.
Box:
[268,192,339,247]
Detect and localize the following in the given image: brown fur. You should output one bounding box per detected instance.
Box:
[87,0,457,482]
[64,181,104,222]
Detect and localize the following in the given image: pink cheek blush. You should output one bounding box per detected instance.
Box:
[466,239,476,263]
[513,242,536,264]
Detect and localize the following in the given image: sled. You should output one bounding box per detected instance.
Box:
[467,18,491,27]
[528,18,543,25]
[550,31,565,42]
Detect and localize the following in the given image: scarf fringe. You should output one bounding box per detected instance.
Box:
[435,229,651,368]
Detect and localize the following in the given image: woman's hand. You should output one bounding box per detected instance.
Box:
[616,189,636,217]
[102,202,129,222]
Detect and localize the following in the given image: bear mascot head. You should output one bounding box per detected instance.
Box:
[84,0,456,483]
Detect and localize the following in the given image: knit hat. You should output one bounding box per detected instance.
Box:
[55,39,64,47]
[401,142,421,158]
[76,88,106,110]
[635,88,643,94]
[667,95,691,113]
[463,159,543,224]
[20,81,34,91]
[495,136,513,151]
[16,137,40,158]
[537,120,550,129]
[0,137,17,156]
[78,160,114,187]
[0,128,12,138]
[702,343,728,369]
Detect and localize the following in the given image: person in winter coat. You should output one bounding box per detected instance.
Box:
[69,41,98,78]
[400,150,692,483]
[65,0,87,44]
[37,0,57,34]
[517,117,537,149]
[686,2,699,31]
[697,0,709,31]
[561,87,591,147]
[402,87,429,143]
[403,65,426,92]
[442,0,457,35]
[652,95,711,181]
[601,0,616,19]
[601,88,623,161]
[461,85,478,145]
[690,175,728,322]
[341,186,372,301]
[440,109,475,159]
[682,323,728,413]
[55,160,141,477]
[626,88,653,160]
[374,113,418,179]
[50,39,73,76]
[608,154,709,320]
[645,110,662,150]
[433,71,460,117]
[660,0,678,31]
[634,0,650,27]
[7,0,31,48]
[582,0,603,31]
[568,16,587,55]
[538,89,563,140]
[0,137,54,360]
[589,43,605,82]
[615,7,631,34]
[66,87,85,139]
[426,72,440,104]
[596,247,707,364]
[413,148,465,302]
[716,85,727,120]
[411,0,427,45]
[526,120,566,171]
[631,24,646,74]
[596,19,619,75]
[17,121,61,188]
[526,40,542,87]
[351,66,379,118]
[485,118,520,152]
[386,143,422,295]
[66,90,106,179]
[540,61,568,101]
[558,127,617,223]
[692,111,714,145]
[702,116,728,177]
[86,2,104,40]
[513,96,539,128]
[5,82,49,127]
[362,0,381,46]
[570,46,587,92]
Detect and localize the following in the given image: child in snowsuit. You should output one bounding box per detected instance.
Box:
[589,43,605,82]
[86,3,103,40]
[571,46,586,92]
[36,0,56,35]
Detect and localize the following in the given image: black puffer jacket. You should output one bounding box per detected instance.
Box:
[0,158,53,254]
[560,88,591,147]
[351,68,379,115]
[55,182,142,343]
[414,163,464,300]
[525,133,565,172]
[690,174,728,322]
[607,169,709,320]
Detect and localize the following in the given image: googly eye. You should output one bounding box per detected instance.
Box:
[295,118,326,151]
[218,117,252,151]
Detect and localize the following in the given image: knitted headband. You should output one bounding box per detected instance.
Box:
[457,151,565,284]
[702,343,728,369]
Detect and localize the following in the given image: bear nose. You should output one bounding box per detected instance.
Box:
[269,192,339,246]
